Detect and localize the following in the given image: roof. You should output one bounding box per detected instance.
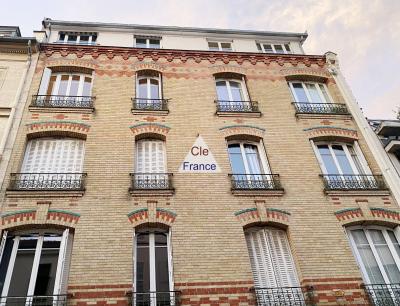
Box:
[42,18,308,43]
[0,26,21,37]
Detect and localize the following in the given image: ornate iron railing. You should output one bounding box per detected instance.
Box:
[31,95,95,108]
[320,174,387,191]
[0,294,68,306]
[132,98,169,111]
[292,102,349,115]
[130,173,173,190]
[127,291,181,306]
[254,287,314,306]
[215,100,259,112]
[8,173,87,191]
[363,283,400,306]
[229,174,283,190]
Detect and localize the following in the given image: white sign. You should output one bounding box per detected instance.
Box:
[179,135,221,173]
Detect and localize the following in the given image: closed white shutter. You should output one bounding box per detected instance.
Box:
[21,138,85,174]
[167,228,174,292]
[136,139,166,173]
[245,228,299,288]
[54,229,74,295]
[37,68,52,95]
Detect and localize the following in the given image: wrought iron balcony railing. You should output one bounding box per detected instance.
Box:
[229,174,283,190]
[215,100,260,113]
[0,294,68,306]
[31,95,95,108]
[254,287,314,306]
[130,173,173,191]
[363,283,400,306]
[7,173,87,191]
[320,174,387,191]
[132,98,169,111]
[127,291,181,306]
[292,102,349,115]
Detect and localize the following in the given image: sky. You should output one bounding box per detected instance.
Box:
[1,0,399,119]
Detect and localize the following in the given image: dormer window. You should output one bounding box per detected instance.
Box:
[208,41,233,51]
[135,36,161,49]
[57,32,97,45]
[256,43,291,54]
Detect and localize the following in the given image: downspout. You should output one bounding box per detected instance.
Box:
[0,40,32,156]
[325,51,400,205]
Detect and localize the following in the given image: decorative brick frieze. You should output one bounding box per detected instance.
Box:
[47,209,80,224]
[26,121,90,139]
[235,207,290,227]
[1,209,36,226]
[129,123,170,139]
[35,58,96,74]
[235,208,260,225]
[131,62,165,72]
[219,125,265,139]
[370,207,400,221]
[41,44,326,67]
[304,126,358,140]
[334,208,363,222]
[266,208,291,224]
[281,67,331,80]
[127,208,177,227]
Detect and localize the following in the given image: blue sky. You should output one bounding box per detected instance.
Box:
[2,0,399,119]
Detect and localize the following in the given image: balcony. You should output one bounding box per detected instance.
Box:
[129,173,174,196]
[229,174,283,195]
[132,98,169,115]
[363,283,400,306]
[0,294,68,306]
[127,291,181,306]
[215,100,261,117]
[31,95,95,109]
[7,173,87,191]
[320,174,387,191]
[292,102,349,115]
[254,287,314,306]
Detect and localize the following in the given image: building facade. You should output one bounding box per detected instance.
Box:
[1,18,400,305]
[0,26,39,190]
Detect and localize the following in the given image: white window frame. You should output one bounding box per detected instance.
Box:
[135,37,161,49]
[215,78,249,103]
[311,141,372,176]
[288,81,333,104]
[347,226,400,285]
[0,229,71,303]
[135,139,167,173]
[207,41,233,51]
[136,73,162,100]
[256,42,292,54]
[133,229,174,305]
[57,32,97,45]
[47,72,93,97]
[227,140,271,175]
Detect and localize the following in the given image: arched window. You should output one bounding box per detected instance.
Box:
[133,228,174,304]
[289,81,332,104]
[133,138,169,190]
[215,75,253,112]
[14,137,85,190]
[134,71,164,111]
[0,229,72,302]
[245,227,303,303]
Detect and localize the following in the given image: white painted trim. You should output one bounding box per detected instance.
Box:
[53,229,69,295]
[1,236,19,297]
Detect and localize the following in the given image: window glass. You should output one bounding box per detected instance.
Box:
[155,243,169,291]
[291,83,309,102]
[221,42,232,51]
[58,33,65,42]
[67,35,77,42]
[138,78,148,99]
[388,231,400,259]
[149,39,160,49]
[352,229,385,284]
[284,44,291,52]
[332,145,354,175]
[244,144,262,174]
[256,43,262,51]
[229,81,244,101]
[274,45,284,54]
[348,145,364,175]
[306,83,323,103]
[228,144,246,174]
[216,81,230,100]
[208,42,219,51]
[263,44,273,53]
[69,75,80,96]
[82,77,92,96]
[136,38,147,48]
[150,79,160,99]
[91,35,97,42]
[0,236,13,294]
[318,84,331,103]
[79,35,90,44]
[136,238,150,293]
[318,145,340,174]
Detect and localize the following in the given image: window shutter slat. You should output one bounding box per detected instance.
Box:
[53,229,70,295]
[136,140,166,173]
[38,68,52,95]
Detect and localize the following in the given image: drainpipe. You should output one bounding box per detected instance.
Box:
[325,51,400,205]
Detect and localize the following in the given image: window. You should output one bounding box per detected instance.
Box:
[0,229,72,301]
[134,229,174,304]
[215,77,256,112]
[135,37,161,49]
[256,43,291,54]
[135,72,163,110]
[208,41,232,51]
[245,228,303,303]
[57,32,97,45]
[15,138,85,190]
[228,141,275,189]
[289,82,332,104]
[133,139,170,189]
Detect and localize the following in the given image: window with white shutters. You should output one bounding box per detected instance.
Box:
[21,138,85,174]
[245,227,300,288]
[136,139,166,174]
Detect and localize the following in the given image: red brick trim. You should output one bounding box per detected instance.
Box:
[47,210,80,224]
[334,208,363,222]
[219,125,265,139]
[235,207,290,227]
[129,123,170,139]
[26,121,90,139]
[41,43,326,68]
[127,208,177,227]
[371,207,400,222]
[68,284,131,290]
[304,126,358,141]
[175,280,254,287]
[1,210,36,226]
